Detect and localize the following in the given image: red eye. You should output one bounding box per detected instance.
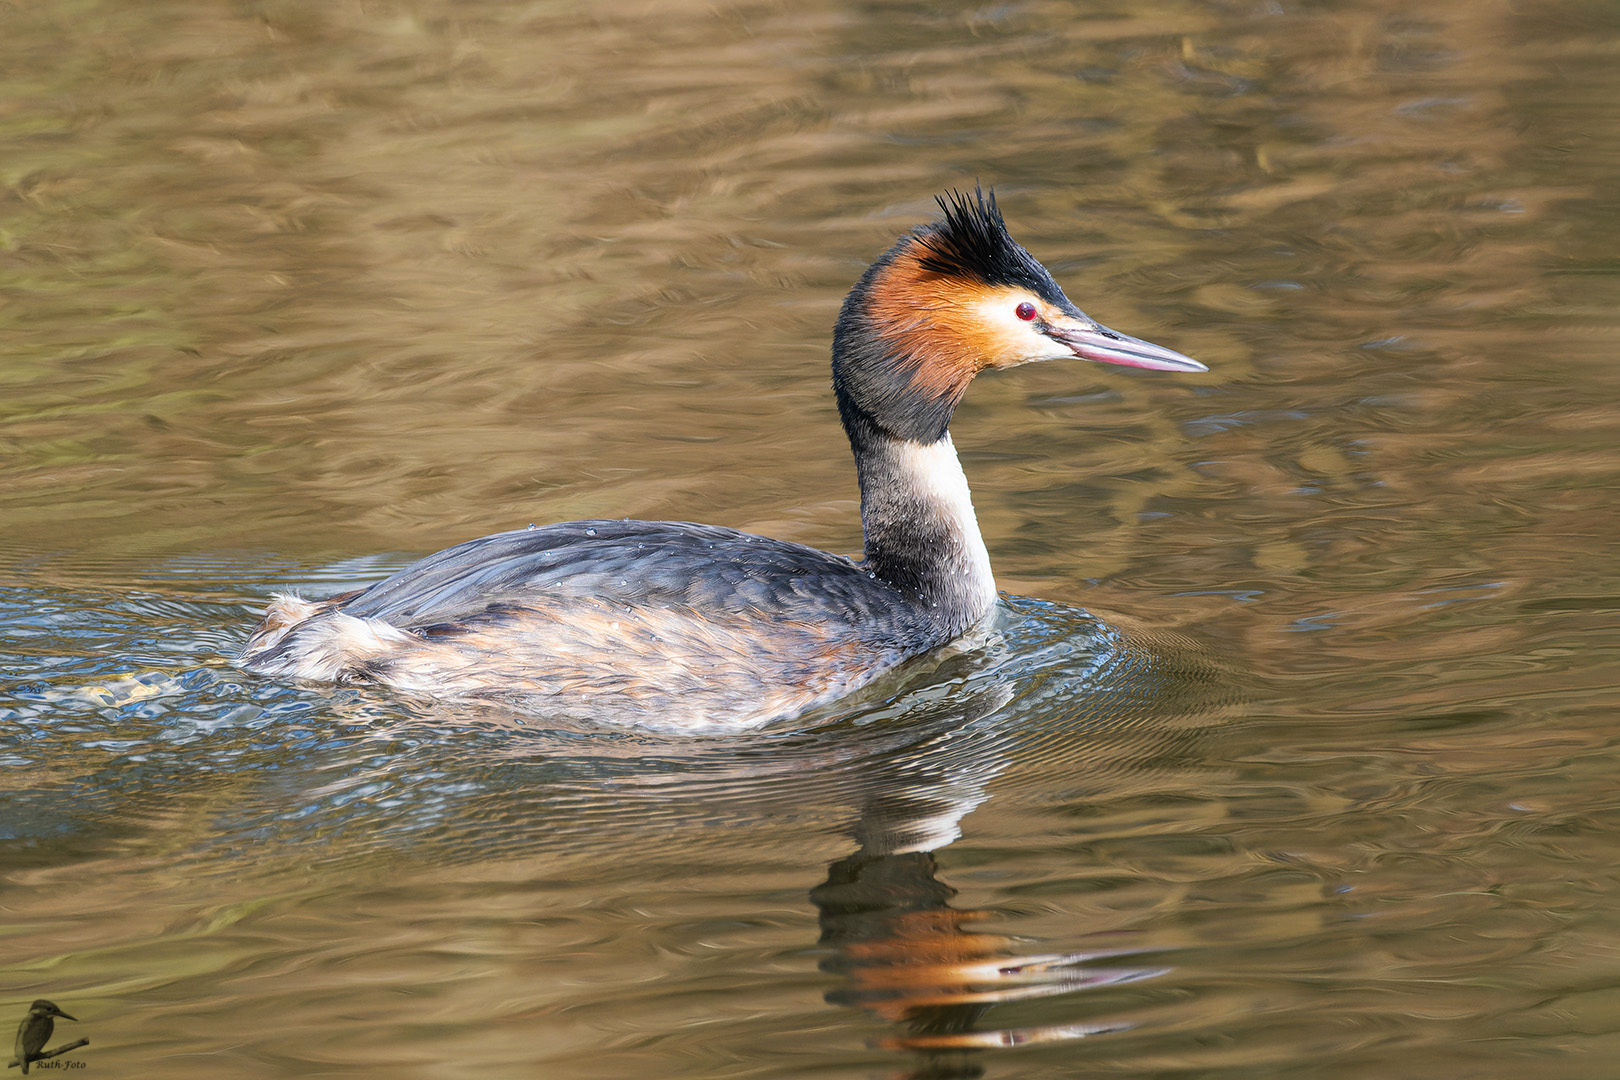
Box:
[1015,302,1038,321]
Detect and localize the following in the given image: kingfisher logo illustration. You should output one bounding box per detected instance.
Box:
[10,1000,87,1073]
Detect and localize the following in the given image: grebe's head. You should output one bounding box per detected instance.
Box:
[833,187,1205,443]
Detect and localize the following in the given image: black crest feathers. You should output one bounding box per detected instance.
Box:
[912,187,1066,303]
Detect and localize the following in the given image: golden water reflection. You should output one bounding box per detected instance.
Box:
[4,0,1620,1076]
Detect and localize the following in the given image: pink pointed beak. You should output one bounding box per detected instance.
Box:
[1048,320,1206,373]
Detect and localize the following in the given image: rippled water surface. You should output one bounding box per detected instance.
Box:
[5,0,1620,1076]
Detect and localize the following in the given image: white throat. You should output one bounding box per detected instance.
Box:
[859,433,997,626]
[898,434,994,588]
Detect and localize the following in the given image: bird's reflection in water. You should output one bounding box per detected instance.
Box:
[355,599,1213,1077]
[809,685,1168,1079]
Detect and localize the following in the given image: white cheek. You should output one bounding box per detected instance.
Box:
[968,296,1071,363]
[1021,326,1074,362]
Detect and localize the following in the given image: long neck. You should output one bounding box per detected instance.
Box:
[831,231,1001,634]
[841,405,997,635]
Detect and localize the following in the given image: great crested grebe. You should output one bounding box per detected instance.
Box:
[240,189,1205,730]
